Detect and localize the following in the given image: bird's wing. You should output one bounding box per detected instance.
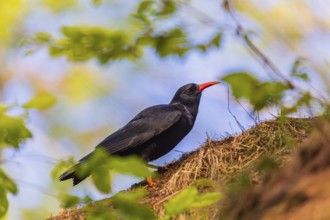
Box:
[95,105,182,154]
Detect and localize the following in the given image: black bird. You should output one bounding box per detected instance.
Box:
[60,81,219,186]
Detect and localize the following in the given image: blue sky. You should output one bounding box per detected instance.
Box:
[2,0,330,219]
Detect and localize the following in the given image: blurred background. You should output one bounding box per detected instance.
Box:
[0,0,329,219]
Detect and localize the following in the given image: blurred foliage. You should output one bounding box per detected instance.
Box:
[23,92,57,110]
[0,110,30,217]
[92,0,102,6]
[0,0,24,45]
[80,149,150,193]
[49,26,138,63]
[60,67,110,104]
[222,72,289,110]
[110,189,156,220]
[0,169,18,217]
[162,185,222,219]
[35,0,222,63]
[290,58,309,82]
[53,148,151,194]
[51,156,76,180]
[57,188,156,220]
[0,113,32,150]
[43,0,77,12]
[280,92,312,116]
[226,172,253,196]
[38,25,222,62]
[232,0,316,44]
[0,91,58,217]
[59,193,81,208]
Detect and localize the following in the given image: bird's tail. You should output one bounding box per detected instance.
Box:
[59,152,93,186]
[59,167,87,186]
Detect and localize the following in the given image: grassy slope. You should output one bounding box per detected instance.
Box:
[49,117,319,220]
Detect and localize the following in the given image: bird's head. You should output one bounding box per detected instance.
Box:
[170,81,219,107]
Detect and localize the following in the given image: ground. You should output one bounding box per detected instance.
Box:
[49,117,330,220]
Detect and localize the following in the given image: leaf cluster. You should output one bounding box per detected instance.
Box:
[33,0,222,63]
[162,185,222,219]
[222,72,289,110]
[0,93,56,217]
[53,148,151,194]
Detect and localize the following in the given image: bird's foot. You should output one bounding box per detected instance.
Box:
[147,176,157,186]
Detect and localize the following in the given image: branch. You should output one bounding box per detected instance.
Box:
[222,0,294,89]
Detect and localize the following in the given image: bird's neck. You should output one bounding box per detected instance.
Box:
[173,102,199,121]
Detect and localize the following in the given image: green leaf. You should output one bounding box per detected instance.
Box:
[92,165,111,194]
[35,32,51,43]
[137,0,154,14]
[76,148,109,178]
[164,186,198,217]
[61,26,83,41]
[153,28,189,57]
[82,195,93,204]
[210,33,222,47]
[112,189,147,202]
[281,92,312,116]
[194,178,218,188]
[222,72,289,110]
[93,0,102,6]
[0,114,32,148]
[163,185,222,218]
[87,204,116,220]
[76,148,112,193]
[0,187,9,218]
[0,105,9,114]
[136,34,154,46]
[0,169,18,195]
[290,58,309,81]
[23,92,57,110]
[293,72,308,80]
[50,157,76,180]
[110,155,151,178]
[44,0,77,12]
[222,72,259,100]
[112,189,156,220]
[76,148,150,193]
[48,26,136,63]
[59,193,81,208]
[191,192,222,208]
[196,33,222,52]
[156,0,176,16]
[254,81,288,110]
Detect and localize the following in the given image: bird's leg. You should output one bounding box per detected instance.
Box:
[147,176,157,186]
[146,164,158,186]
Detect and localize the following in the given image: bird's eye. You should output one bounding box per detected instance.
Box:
[185,88,195,96]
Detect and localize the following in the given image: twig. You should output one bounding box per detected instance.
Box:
[177,1,228,31]
[13,179,59,198]
[236,98,256,123]
[222,0,294,89]
[227,85,245,132]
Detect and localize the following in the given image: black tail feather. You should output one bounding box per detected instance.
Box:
[59,152,94,186]
[59,171,75,181]
[59,165,88,186]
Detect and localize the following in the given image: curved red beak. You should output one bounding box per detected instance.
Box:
[198,81,220,92]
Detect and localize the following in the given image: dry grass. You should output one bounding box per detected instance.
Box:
[225,120,330,220]
[142,118,312,218]
[48,117,315,220]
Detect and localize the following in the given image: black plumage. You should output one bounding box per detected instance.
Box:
[60,82,219,185]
